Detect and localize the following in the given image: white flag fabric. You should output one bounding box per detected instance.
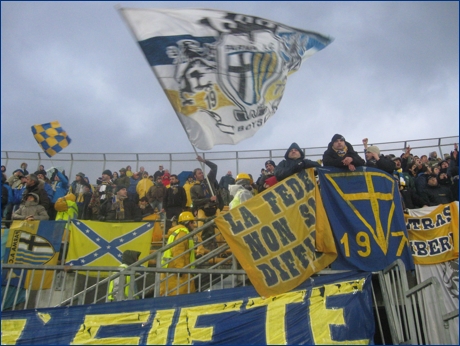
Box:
[120,8,333,150]
[407,202,459,344]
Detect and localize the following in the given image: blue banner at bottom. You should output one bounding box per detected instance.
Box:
[1,272,374,345]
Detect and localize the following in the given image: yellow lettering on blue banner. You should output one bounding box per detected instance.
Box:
[71,311,150,345]
[146,309,175,344]
[310,279,369,344]
[1,319,27,344]
[173,300,243,344]
[214,169,337,297]
[246,290,306,344]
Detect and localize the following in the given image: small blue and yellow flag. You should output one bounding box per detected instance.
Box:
[31,121,71,157]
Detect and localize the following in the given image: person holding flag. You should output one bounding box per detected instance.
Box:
[191,155,221,256]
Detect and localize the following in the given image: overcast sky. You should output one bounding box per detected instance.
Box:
[1,1,459,176]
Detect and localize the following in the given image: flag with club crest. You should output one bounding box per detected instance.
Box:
[31,121,71,157]
[119,8,333,150]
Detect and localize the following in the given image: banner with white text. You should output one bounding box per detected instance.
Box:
[214,168,337,298]
[1,271,374,345]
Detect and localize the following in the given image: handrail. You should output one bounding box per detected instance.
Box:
[1,136,457,180]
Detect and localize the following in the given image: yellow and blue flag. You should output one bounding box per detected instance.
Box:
[215,168,337,298]
[2,220,66,289]
[31,121,71,157]
[406,202,459,265]
[66,220,154,273]
[318,167,414,271]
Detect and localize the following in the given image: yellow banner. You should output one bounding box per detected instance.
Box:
[215,169,337,297]
[406,202,459,265]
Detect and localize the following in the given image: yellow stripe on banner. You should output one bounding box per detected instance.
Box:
[71,311,150,345]
[407,202,459,265]
[246,290,306,345]
[146,309,176,345]
[1,319,28,345]
[173,301,243,344]
[324,171,396,254]
[310,278,369,345]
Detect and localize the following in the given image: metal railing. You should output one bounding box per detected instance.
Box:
[378,259,459,345]
[2,136,457,184]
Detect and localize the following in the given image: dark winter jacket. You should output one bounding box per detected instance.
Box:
[323,140,365,169]
[163,184,187,209]
[219,174,235,190]
[275,143,320,182]
[421,184,453,206]
[99,196,141,221]
[191,160,219,213]
[365,156,395,175]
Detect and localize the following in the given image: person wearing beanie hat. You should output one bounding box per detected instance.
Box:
[116,167,131,189]
[275,142,321,182]
[323,134,365,171]
[420,173,453,206]
[88,168,114,218]
[7,169,25,189]
[13,192,49,221]
[364,145,395,175]
[69,172,89,216]
[34,170,54,203]
[98,185,140,221]
[102,169,112,178]
[257,159,277,193]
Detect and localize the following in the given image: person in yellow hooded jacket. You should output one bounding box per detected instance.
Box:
[160,211,196,296]
[55,193,78,221]
[55,193,78,265]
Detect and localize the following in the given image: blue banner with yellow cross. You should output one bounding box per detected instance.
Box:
[318,166,414,271]
[1,271,374,345]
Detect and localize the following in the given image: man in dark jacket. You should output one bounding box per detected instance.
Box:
[275,143,320,182]
[218,171,235,206]
[364,146,395,175]
[163,174,187,230]
[420,174,453,206]
[323,134,365,171]
[99,186,141,221]
[258,160,278,192]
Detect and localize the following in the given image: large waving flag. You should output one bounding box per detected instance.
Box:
[2,220,66,289]
[66,220,154,274]
[31,121,71,157]
[119,8,333,150]
[318,167,414,272]
[214,168,337,297]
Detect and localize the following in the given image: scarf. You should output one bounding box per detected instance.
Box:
[112,195,127,220]
[334,145,348,157]
[170,183,179,195]
[201,181,211,198]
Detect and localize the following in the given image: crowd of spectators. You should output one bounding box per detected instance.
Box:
[1,139,458,227]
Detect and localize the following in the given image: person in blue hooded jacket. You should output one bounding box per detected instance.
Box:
[275,142,321,182]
